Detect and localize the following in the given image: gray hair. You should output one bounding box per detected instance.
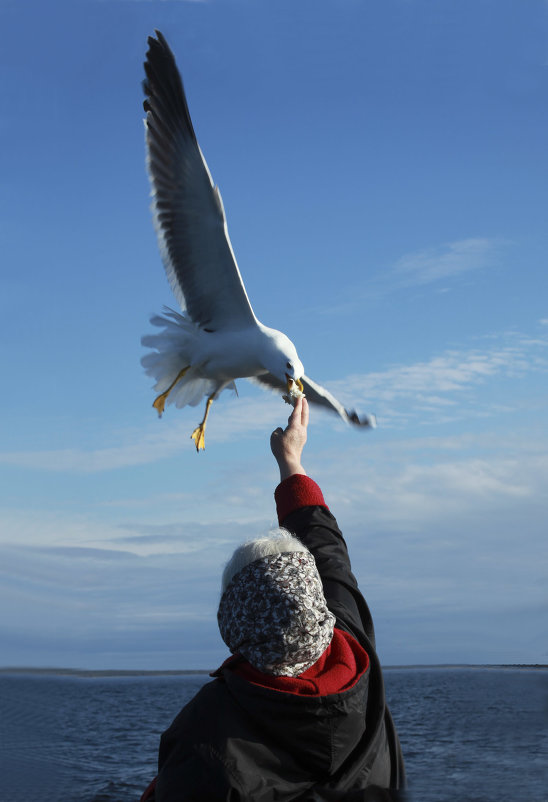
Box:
[221,527,308,595]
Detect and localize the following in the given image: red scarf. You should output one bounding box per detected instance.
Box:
[224,628,369,696]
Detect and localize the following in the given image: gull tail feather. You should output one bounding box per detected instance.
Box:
[141,309,237,411]
[171,375,217,408]
[141,309,201,399]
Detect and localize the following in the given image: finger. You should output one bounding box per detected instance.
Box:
[287,396,302,426]
[301,397,309,428]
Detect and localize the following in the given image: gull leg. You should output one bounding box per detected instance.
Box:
[191,395,214,452]
[153,366,190,417]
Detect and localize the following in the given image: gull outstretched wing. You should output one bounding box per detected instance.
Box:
[300,375,376,427]
[252,373,376,428]
[143,31,256,331]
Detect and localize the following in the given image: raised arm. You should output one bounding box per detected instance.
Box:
[270,399,375,647]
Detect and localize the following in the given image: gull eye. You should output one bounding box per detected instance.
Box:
[286,361,292,369]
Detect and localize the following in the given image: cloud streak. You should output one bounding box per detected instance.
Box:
[391,238,499,287]
[0,326,546,470]
[317,237,504,316]
[328,327,548,427]
[0,397,281,473]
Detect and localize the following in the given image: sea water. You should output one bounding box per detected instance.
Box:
[1,667,546,801]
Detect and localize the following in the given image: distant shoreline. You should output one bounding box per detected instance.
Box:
[0,667,212,677]
[1,664,546,678]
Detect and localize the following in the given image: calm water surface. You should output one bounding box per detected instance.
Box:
[1,667,546,801]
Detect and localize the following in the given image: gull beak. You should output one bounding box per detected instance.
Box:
[286,375,304,394]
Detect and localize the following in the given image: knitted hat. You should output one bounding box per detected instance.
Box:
[217,550,335,677]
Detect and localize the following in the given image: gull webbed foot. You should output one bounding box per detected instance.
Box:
[152,366,190,418]
[152,392,168,416]
[191,423,206,452]
[190,395,215,453]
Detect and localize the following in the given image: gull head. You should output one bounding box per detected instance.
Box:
[260,326,305,393]
[284,359,305,395]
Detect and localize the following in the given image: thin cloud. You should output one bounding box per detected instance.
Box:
[312,237,503,315]
[0,509,130,550]
[0,397,281,473]
[392,238,499,287]
[312,440,548,621]
[326,328,548,427]
[0,326,546,469]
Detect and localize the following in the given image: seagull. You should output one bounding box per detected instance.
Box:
[141,30,376,451]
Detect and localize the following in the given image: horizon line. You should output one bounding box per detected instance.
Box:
[1,663,546,678]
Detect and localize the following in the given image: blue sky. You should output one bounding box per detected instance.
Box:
[1,0,547,669]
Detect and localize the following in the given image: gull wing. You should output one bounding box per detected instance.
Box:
[300,375,376,428]
[143,31,256,331]
[252,373,376,428]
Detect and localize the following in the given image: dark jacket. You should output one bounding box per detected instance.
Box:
[153,476,406,801]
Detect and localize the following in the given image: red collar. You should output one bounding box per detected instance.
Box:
[215,628,369,697]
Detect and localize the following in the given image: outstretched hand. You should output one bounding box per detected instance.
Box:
[270,397,309,481]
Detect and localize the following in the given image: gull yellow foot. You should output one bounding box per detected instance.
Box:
[152,366,190,417]
[190,396,214,453]
[191,422,206,452]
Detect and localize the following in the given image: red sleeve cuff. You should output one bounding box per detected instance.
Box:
[274,475,329,523]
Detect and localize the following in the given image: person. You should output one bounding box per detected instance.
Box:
[141,398,406,801]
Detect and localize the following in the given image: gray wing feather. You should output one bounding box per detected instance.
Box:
[249,373,286,394]
[252,373,376,428]
[301,375,376,427]
[143,31,256,331]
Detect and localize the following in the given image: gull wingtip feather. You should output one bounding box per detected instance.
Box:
[345,409,377,428]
